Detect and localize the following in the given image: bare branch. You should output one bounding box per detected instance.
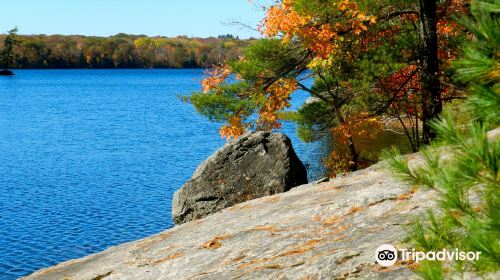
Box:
[382,9,419,20]
[223,20,260,33]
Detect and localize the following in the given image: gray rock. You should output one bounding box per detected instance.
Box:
[23,129,500,280]
[24,162,431,280]
[172,131,308,224]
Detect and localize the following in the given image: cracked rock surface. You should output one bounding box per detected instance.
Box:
[24,155,440,280]
[172,131,308,225]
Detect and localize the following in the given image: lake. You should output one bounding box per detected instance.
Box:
[0,69,327,279]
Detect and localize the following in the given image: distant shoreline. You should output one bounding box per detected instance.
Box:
[0,34,251,69]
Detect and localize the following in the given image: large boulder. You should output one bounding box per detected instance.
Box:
[172,131,308,224]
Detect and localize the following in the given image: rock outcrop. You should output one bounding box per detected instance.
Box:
[172,131,308,224]
[21,128,500,280]
[23,156,439,280]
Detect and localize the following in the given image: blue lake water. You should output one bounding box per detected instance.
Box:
[0,69,326,279]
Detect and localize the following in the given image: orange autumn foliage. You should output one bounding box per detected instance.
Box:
[259,0,376,58]
[201,66,298,139]
[377,65,421,115]
[332,113,383,145]
[220,114,248,139]
[219,78,298,138]
[324,113,383,177]
[257,78,298,130]
[201,64,232,93]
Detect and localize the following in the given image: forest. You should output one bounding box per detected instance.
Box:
[187,0,495,174]
[0,33,251,68]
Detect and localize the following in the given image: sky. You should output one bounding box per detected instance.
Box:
[0,0,273,38]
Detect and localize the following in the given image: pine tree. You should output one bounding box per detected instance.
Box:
[383,0,499,278]
[0,27,19,75]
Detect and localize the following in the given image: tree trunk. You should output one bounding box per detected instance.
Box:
[418,0,442,144]
[332,109,359,171]
[346,135,359,171]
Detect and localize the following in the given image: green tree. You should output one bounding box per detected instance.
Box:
[186,0,470,176]
[383,1,499,278]
[17,39,50,68]
[1,27,20,71]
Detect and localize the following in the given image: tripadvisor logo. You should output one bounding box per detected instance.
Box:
[375,244,482,267]
[375,244,398,266]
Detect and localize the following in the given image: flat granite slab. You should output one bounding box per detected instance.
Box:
[24,157,437,280]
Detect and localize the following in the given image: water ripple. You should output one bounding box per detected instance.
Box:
[0,69,326,280]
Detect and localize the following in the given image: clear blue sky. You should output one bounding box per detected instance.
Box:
[1,0,272,38]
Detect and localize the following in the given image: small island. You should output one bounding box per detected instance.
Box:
[0,69,14,75]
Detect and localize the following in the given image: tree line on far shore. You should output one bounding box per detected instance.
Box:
[0,33,252,69]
